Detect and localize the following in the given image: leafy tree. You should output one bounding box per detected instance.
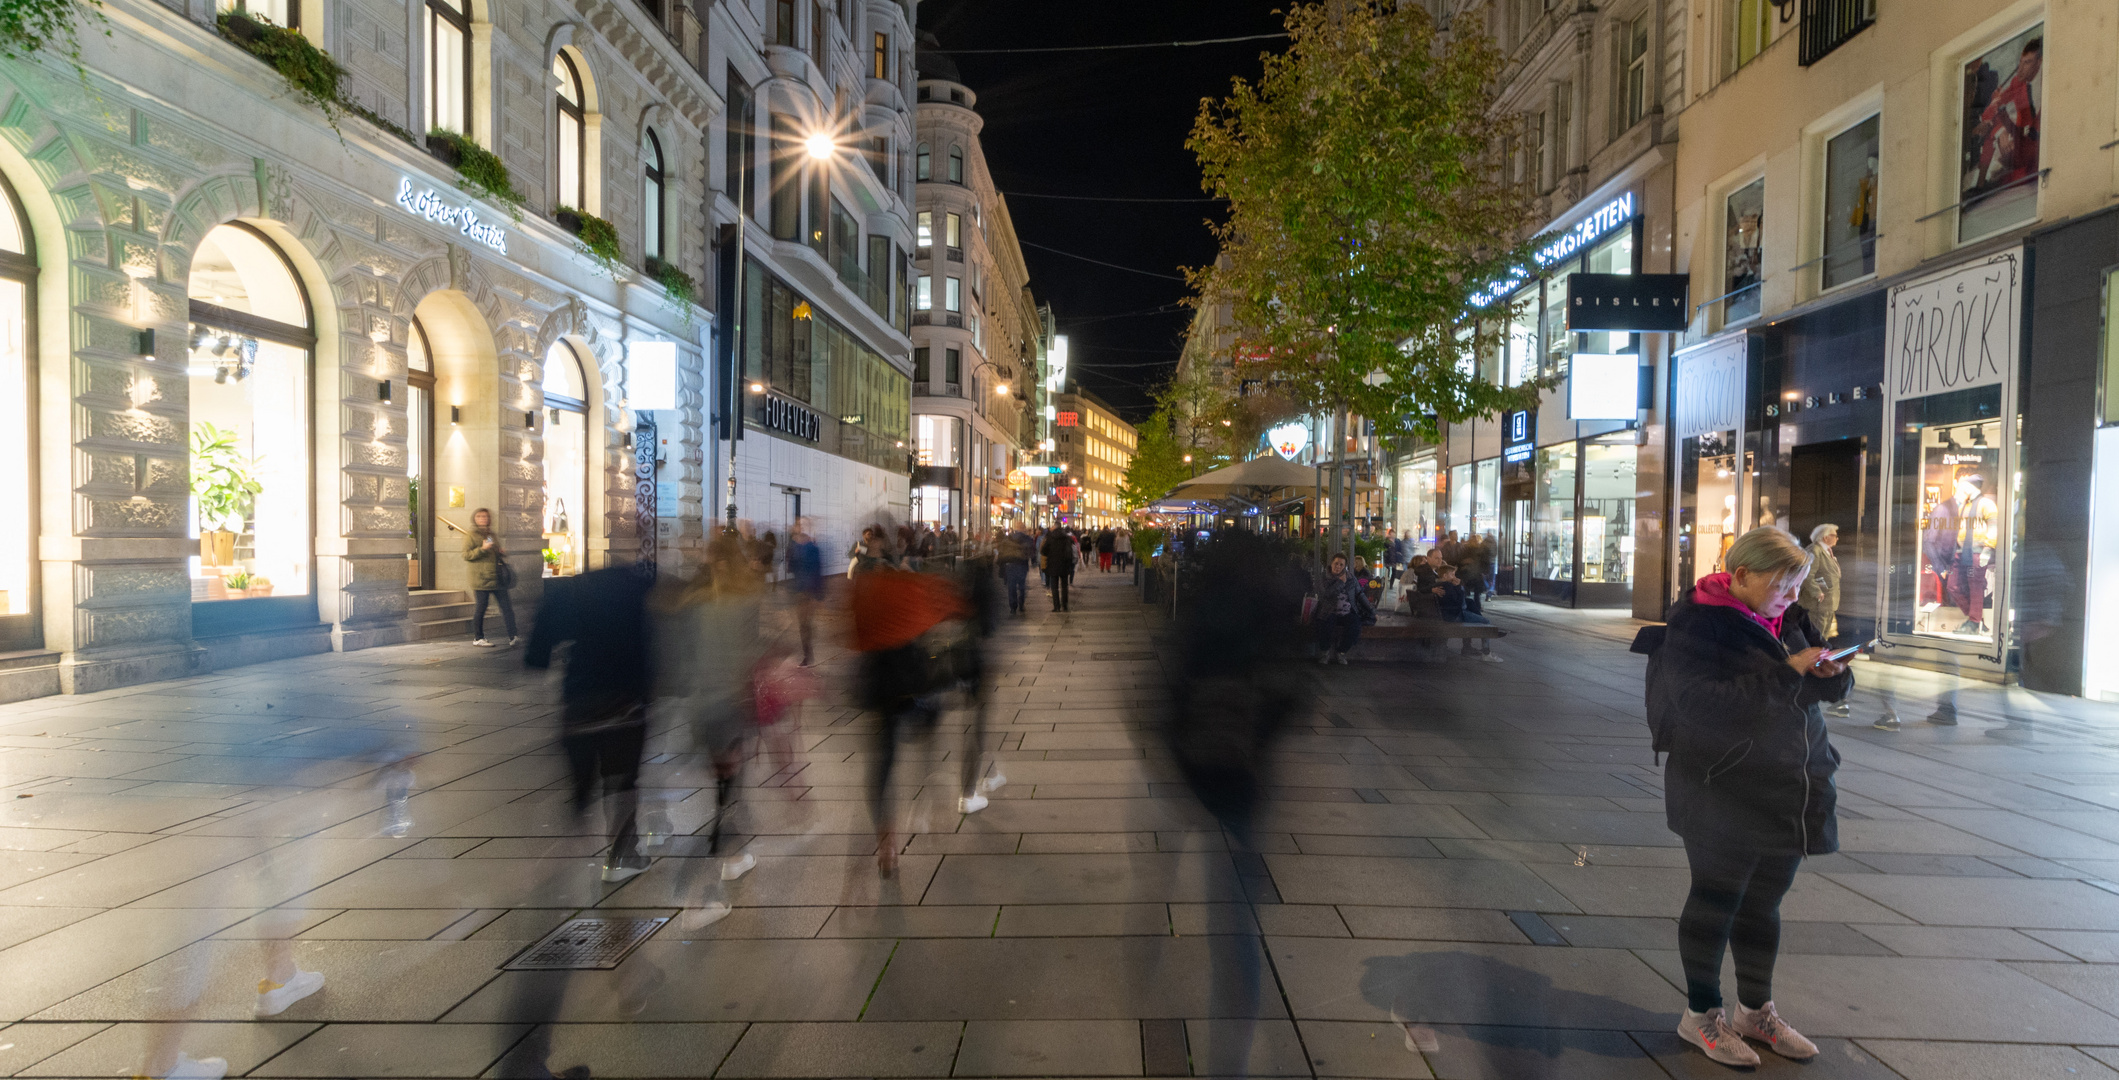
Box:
[1188,0,1547,557]
[1117,411,1192,513]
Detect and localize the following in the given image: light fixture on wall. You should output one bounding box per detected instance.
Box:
[378,380,392,403]
[450,405,461,424]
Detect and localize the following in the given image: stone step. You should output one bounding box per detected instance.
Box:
[409,616,474,641]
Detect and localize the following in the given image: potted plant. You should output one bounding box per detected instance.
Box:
[543,548,561,577]
[190,422,261,567]
[223,569,254,597]
[553,206,584,235]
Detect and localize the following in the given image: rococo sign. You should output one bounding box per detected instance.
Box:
[396,179,508,254]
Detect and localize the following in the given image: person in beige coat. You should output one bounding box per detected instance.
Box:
[464,508,517,646]
[1799,524,1842,642]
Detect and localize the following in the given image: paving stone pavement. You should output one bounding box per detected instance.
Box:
[7,569,2119,1077]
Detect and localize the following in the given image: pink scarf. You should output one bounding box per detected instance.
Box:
[1694,572,1783,638]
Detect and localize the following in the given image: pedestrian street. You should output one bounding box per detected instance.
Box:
[5,570,2119,1078]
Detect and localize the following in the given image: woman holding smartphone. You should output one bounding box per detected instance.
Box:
[1647,526,1850,1067]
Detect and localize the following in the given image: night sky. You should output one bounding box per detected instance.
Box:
[913,1,1288,423]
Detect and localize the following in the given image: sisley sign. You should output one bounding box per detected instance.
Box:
[396,179,508,254]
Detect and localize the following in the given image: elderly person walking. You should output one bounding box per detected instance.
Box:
[1637,525,1850,1068]
[1800,524,1843,642]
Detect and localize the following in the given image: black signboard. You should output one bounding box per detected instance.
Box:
[1567,273,1690,331]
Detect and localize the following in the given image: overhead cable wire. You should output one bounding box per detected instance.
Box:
[931,33,1288,55]
[1019,240,1190,281]
[999,189,1223,204]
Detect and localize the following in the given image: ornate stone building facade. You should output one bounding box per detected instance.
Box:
[0,0,748,699]
[904,36,1038,536]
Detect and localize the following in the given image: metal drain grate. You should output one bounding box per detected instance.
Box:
[504,917,667,970]
[1091,651,1157,661]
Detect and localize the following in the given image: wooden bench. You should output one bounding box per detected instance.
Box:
[1347,599,1505,663]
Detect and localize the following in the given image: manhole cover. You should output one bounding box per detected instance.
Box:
[1092,651,1157,661]
[504,917,667,970]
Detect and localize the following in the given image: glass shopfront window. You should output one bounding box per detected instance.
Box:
[1531,443,1577,598]
[1879,250,2021,670]
[0,176,33,650]
[1582,441,1637,587]
[542,342,591,576]
[1447,461,1472,541]
[1394,458,1438,545]
[913,413,962,531]
[186,224,314,631]
[1891,393,2007,641]
[1474,458,1501,541]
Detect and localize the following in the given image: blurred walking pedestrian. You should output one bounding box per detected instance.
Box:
[1115,527,1132,571]
[1162,530,1310,1077]
[524,565,657,883]
[1636,526,1844,1067]
[998,522,1032,614]
[465,507,517,646]
[850,525,964,874]
[954,542,1004,813]
[787,517,826,666]
[1042,527,1077,612]
[1096,527,1116,572]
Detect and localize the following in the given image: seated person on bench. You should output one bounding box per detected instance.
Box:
[1432,566,1500,662]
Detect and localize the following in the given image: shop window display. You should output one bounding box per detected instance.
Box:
[1531,443,1577,587]
[1957,26,2042,243]
[1676,432,1741,588]
[1581,441,1636,585]
[1895,397,2006,640]
[185,224,312,606]
[1724,178,1765,323]
[1822,115,1880,288]
[542,342,590,576]
[0,177,31,647]
[1395,460,1438,545]
[1448,461,1472,539]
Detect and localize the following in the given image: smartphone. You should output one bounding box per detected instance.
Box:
[1819,640,1877,664]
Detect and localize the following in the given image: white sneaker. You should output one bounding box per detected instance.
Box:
[472,638,494,647]
[1677,1007,1761,1067]
[601,857,650,883]
[958,793,989,814]
[679,900,731,931]
[1732,1000,1819,1059]
[506,636,520,647]
[1335,653,1350,665]
[719,852,756,881]
[141,1052,230,1080]
[983,772,1007,792]
[254,969,324,1017]
[1477,652,1504,663]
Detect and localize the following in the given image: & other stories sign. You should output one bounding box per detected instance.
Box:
[396,179,508,254]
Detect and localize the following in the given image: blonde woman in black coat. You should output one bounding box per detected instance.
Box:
[1640,526,1850,1067]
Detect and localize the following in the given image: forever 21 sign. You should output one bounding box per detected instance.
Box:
[762,395,821,441]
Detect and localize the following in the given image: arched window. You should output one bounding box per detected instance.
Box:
[554,53,587,210]
[0,175,35,650]
[947,144,964,184]
[186,223,316,630]
[643,129,665,263]
[542,342,591,576]
[916,142,930,182]
[425,0,469,133]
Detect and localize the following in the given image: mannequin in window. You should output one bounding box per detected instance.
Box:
[1924,466,1998,634]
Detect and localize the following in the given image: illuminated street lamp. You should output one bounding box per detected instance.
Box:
[728,103,841,527]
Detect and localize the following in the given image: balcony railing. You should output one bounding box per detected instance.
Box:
[1799,0,1875,66]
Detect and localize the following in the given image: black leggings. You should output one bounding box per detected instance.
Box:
[1679,841,1802,1012]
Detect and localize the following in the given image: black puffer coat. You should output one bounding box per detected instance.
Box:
[1643,591,1851,856]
